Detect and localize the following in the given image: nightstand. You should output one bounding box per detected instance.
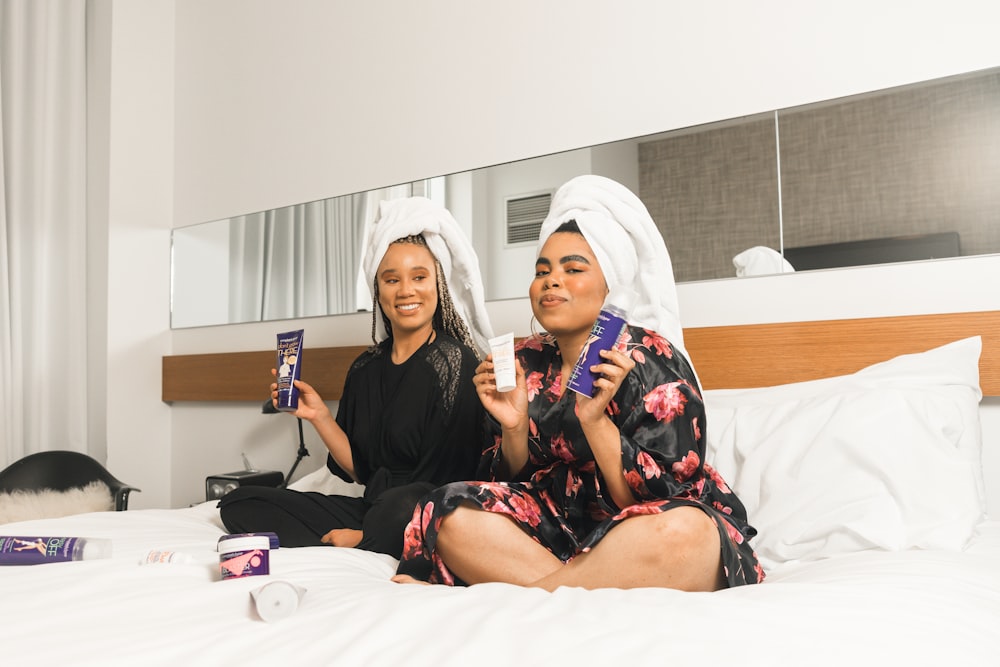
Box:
[205,469,284,501]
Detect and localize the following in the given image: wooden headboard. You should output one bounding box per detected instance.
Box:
[685,310,1000,394]
[163,310,1000,402]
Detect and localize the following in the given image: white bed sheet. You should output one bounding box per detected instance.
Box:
[2,502,998,666]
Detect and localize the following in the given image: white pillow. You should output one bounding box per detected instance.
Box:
[703,336,985,571]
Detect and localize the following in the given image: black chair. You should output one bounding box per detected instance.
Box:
[0,450,141,511]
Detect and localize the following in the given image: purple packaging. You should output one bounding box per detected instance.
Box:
[0,536,112,565]
[218,534,270,580]
[275,329,304,411]
[566,288,637,397]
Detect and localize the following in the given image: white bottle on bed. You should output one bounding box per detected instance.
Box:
[139,549,195,565]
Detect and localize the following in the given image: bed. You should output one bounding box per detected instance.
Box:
[5,311,1000,665]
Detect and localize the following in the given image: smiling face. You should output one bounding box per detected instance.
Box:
[530,231,608,339]
[376,242,439,340]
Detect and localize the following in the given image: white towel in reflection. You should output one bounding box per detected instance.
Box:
[538,174,687,357]
[362,196,494,356]
[733,246,795,277]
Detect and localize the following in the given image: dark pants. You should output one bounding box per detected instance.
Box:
[218,481,435,559]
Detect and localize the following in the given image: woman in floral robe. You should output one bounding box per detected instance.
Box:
[393,175,764,590]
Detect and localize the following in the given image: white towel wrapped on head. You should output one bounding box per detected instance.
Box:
[733,246,795,277]
[537,174,687,355]
[362,196,493,356]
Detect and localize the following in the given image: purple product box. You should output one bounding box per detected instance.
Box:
[218,534,271,580]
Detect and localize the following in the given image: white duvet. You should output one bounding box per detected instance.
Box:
[1,500,998,666]
[5,338,997,665]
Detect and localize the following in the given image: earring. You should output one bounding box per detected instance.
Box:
[529,316,540,337]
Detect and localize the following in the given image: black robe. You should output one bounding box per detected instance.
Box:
[219,333,483,558]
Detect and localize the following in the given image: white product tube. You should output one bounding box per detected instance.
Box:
[251,580,307,622]
[488,333,516,392]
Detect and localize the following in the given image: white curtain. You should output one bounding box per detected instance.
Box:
[0,0,89,469]
[229,185,412,324]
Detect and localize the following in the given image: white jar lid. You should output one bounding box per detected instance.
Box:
[218,535,270,553]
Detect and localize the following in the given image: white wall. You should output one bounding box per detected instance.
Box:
[101,0,175,508]
[86,0,112,466]
[170,221,229,328]
[171,1,1000,227]
[101,0,1000,507]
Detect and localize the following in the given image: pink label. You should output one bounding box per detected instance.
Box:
[219,548,269,579]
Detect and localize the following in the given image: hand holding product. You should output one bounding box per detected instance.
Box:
[566,287,637,397]
[275,329,304,411]
[488,333,517,392]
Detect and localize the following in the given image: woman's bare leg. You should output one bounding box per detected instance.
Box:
[431,505,564,585]
[321,528,362,548]
[393,505,724,591]
[530,507,724,592]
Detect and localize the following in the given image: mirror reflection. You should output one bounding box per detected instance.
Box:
[172,66,1000,329]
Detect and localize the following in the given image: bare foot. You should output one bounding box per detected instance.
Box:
[390,574,430,585]
[321,528,363,548]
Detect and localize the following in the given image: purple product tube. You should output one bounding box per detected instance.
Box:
[566,288,637,397]
[275,329,304,411]
[0,536,112,565]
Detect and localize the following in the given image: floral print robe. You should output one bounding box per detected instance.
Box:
[395,326,765,587]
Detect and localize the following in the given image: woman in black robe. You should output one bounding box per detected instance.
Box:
[219,197,492,559]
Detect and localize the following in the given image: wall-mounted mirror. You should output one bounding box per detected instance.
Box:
[172,66,1000,329]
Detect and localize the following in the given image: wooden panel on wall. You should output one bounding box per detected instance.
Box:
[162,346,368,402]
[163,311,1000,402]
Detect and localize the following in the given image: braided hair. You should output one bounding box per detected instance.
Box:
[370,234,476,351]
